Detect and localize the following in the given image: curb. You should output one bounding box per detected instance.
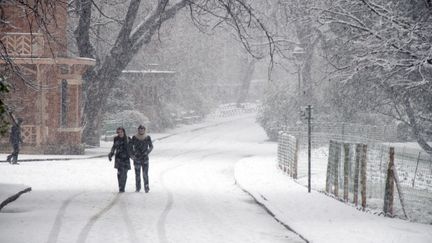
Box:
[234,179,309,243]
[0,115,255,163]
[0,155,106,163]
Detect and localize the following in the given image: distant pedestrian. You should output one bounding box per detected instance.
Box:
[130,125,153,193]
[6,118,23,165]
[108,127,131,193]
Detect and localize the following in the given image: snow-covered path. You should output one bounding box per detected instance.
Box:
[0,115,304,243]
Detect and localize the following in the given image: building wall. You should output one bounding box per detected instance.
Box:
[0,1,94,154]
[0,1,68,57]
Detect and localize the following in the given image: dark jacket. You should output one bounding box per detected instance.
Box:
[110,136,131,170]
[9,124,22,145]
[131,135,153,162]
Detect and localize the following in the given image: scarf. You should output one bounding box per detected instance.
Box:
[135,132,147,140]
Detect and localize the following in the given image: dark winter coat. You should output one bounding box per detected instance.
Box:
[110,136,131,170]
[130,135,153,163]
[9,124,22,145]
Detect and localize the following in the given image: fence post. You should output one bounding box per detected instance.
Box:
[343,143,350,202]
[334,142,341,198]
[283,134,288,173]
[353,144,361,206]
[293,138,299,179]
[326,140,334,193]
[284,133,287,171]
[392,157,409,219]
[412,152,421,187]
[360,144,368,209]
[383,147,395,217]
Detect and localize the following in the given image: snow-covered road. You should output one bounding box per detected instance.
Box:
[0,115,304,243]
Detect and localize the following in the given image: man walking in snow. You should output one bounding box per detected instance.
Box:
[130,125,153,193]
[6,118,23,164]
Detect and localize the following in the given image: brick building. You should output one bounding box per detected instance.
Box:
[0,2,95,154]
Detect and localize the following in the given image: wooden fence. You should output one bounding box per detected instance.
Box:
[325,141,418,220]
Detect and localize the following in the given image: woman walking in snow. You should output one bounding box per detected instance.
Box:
[108,127,131,193]
[130,125,153,193]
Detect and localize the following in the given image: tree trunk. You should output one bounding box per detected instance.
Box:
[74,0,267,145]
[82,55,130,146]
[236,59,256,106]
[77,0,188,146]
[404,98,432,156]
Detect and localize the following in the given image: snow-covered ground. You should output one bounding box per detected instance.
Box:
[1,114,431,243]
[236,157,432,243]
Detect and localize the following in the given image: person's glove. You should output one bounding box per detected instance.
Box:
[108,152,113,161]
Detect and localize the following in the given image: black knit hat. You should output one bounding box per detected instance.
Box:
[138,124,146,129]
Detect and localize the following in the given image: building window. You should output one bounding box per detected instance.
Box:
[145,86,158,103]
[60,79,68,127]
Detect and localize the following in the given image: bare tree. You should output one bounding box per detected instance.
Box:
[74,0,275,146]
[320,0,432,154]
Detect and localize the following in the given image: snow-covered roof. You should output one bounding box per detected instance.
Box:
[122,70,176,74]
[0,57,96,65]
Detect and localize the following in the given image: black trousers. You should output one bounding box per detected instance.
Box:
[7,143,20,163]
[117,167,128,192]
[134,160,149,191]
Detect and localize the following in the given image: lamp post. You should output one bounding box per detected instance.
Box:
[292,46,305,99]
[306,105,312,193]
[294,45,312,193]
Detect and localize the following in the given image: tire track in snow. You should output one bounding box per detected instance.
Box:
[156,151,220,243]
[72,194,140,243]
[74,123,215,243]
[76,194,120,243]
[47,121,220,243]
[155,150,203,243]
[46,192,84,243]
[47,117,248,243]
[156,169,176,243]
[118,196,140,243]
[154,123,228,243]
[155,118,279,242]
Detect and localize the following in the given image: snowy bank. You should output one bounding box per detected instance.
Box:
[234,157,432,243]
